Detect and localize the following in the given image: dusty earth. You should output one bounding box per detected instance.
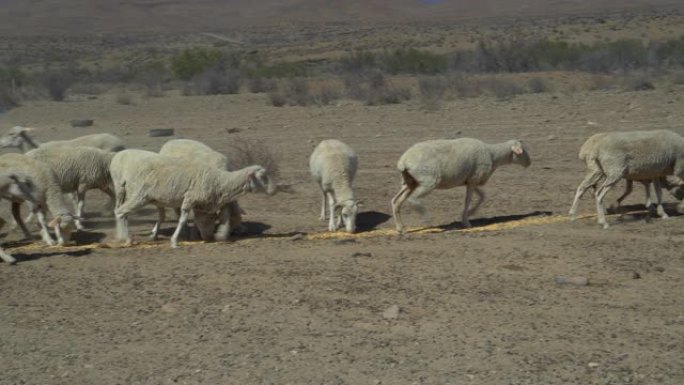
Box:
[1,86,683,385]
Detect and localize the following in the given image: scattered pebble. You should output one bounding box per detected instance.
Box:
[587,362,600,368]
[632,271,641,279]
[351,252,373,258]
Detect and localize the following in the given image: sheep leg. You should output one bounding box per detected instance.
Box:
[114,195,147,245]
[391,184,415,233]
[327,193,338,232]
[0,218,16,264]
[149,206,166,240]
[569,170,604,219]
[595,175,622,229]
[462,184,475,228]
[11,202,33,240]
[74,189,87,231]
[467,187,485,216]
[319,190,327,221]
[170,207,191,249]
[34,209,56,246]
[614,179,634,210]
[653,179,668,219]
[641,181,653,209]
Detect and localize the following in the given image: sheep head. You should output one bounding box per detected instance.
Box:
[510,140,531,168]
[334,199,359,233]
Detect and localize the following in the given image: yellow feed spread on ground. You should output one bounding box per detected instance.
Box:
[4,214,600,253]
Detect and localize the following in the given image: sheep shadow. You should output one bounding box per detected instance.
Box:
[438,210,554,231]
[11,248,93,264]
[606,203,683,222]
[71,230,108,245]
[356,211,392,232]
[155,221,272,238]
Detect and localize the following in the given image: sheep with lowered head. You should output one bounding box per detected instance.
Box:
[309,139,359,233]
[569,129,684,228]
[111,149,276,248]
[159,138,245,240]
[391,138,531,233]
[0,153,76,245]
[0,172,40,264]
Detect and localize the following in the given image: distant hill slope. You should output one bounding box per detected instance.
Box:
[1,0,682,35]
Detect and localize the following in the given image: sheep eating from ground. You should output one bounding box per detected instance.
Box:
[110,149,276,248]
[158,139,244,240]
[569,129,684,228]
[0,153,76,245]
[0,126,126,153]
[0,172,40,264]
[309,139,359,233]
[391,138,531,233]
[25,146,116,230]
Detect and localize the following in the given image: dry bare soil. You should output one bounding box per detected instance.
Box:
[1,86,683,384]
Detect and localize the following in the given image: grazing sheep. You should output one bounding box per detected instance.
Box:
[158,139,244,239]
[570,132,669,215]
[0,154,76,245]
[391,138,531,233]
[309,139,359,233]
[568,129,684,228]
[0,172,40,264]
[0,126,126,153]
[25,146,116,230]
[110,150,275,248]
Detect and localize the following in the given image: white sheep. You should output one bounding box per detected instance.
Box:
[391,138,531,233]
[25,146,115,230]
[569,129,684,228]
[0,172,40,264]
[110,149,275,248]
[158,139,244,240]
[0,153,76,245]
[309,139,359,233]
[0,126,126,153]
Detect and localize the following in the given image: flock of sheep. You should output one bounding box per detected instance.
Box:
[0,125,682,265]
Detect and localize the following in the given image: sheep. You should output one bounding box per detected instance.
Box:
[0,172,40,264]
[309,139,359,233]
[568,129,684,228]
[110,149,276,248]
[0,153,76,245]
[570,132,669,215]
[158,139,244,240]
[391,138,531,233]
[25,146,116,230]
[0,126,126,153]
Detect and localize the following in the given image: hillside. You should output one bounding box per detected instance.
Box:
[1,0,682,35]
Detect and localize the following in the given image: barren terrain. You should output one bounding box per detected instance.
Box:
[0,85,683,384]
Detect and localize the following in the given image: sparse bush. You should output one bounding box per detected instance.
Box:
[41,69,75,101]
[343,74,367,100]
[115,93,133,105]
[527,77,553,93]
[366,74,411,105]
[0,86,18,110]
[313,85,342,106]
[268,92,287,107]
[171,48,224,80]
[588,75,618,91]
[184,69,241,95]
[283,78,311,106]
[485,78,525,100]
[134,60,170,95]
[224,138,280,181]
[624,76,655,91]
[418,76,447,110]
[247,77,277,93]
[380,48,448,75]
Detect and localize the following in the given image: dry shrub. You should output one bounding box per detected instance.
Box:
[527,77,553,93]
[418,75,447,110]
[247,77,278,93]
[588,75,618,91]
[313,85,342,106]
[623,76,655,91]
[268,92,286,107]
[224,138,280,182]
[115,93,133,105]
[0,86,18,110]
[284,78,311,106]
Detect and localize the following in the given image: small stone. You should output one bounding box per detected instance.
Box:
[161,303,177,313]
[588,362,600,368]
[547,134,557,141]
[383,305,400,320]
[632,271,641,279]
[351,252,373,258]
[654,266,665,273]
[290,233,304,241]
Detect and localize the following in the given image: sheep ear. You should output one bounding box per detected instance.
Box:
[48,216,61,228]
[511,144,524,155]
[355,200,363,207]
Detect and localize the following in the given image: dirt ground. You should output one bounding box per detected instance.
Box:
[1,86,683,385]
